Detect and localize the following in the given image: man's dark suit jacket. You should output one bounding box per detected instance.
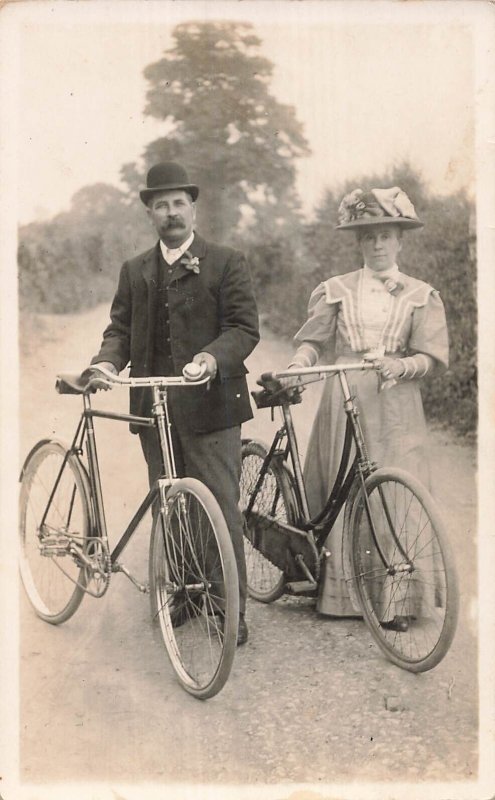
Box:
[91,233,260,434]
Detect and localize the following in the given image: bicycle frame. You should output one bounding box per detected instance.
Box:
[85,386,174,568]
[263,367,373,535]
[254,363,398,573]
[40,372,208,592]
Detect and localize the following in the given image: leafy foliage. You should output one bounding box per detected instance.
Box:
[18,184,154,314]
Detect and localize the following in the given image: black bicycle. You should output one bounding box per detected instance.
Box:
[19,365,239,699]
[240,362,459,673]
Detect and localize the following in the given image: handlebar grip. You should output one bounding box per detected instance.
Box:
[260,371,275,382]
[182,362,207,382]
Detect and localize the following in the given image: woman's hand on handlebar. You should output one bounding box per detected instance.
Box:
[278,364,305,391]
[364,354,405,381]
[258,370,303,398]
[278,376,303,392]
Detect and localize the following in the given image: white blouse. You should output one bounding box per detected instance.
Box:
[360,264,398,350]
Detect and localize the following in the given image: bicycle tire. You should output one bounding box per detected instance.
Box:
[19,439,92,624]
[240,440,297,602]
[149,477,239,699]
[350,467,459,672]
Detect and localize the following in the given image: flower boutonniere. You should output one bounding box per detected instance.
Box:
[385,278,404,296]
[383,277,404,296]
[372,273,404,296]
[180,250,200,274]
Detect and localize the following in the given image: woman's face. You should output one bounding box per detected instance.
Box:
[358,225,402,272]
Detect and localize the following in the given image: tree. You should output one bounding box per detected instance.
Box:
[122,21,310,242]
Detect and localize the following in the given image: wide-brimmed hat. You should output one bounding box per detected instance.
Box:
[139,162,199,205]
[336,187,423,230]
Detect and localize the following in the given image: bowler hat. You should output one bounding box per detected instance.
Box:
[139,162,199,205]
[337,187,423,231]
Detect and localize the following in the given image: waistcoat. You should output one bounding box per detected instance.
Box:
[152,247,175,376]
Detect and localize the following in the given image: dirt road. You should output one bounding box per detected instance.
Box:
[17,305,479,797]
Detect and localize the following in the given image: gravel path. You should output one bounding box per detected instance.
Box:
[15,306,480,799]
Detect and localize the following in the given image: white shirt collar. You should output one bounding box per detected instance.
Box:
[363,263,400,280]
[160,232,195,264]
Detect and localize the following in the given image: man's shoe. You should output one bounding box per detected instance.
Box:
[217,613,249,646]
[237,613,248,646]
[170,603,191,628]
[170,591,203,628]
[380,615,409,632]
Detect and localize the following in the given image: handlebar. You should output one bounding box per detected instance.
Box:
[253,360,382,410]
[261,361,377,383]
[56,363,210,396]
[93,363,209,387]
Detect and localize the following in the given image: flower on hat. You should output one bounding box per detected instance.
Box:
[337,185,421,229]
[337,188,366,225]
[180,250,200,274]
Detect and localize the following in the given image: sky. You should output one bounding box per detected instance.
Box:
[4,0,487,226]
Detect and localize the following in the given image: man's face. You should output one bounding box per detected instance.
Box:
[358,224,402,272]
[147,189,196,247]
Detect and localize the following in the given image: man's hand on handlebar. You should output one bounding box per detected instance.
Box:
[192,352,217,381]
[83,362,118,392]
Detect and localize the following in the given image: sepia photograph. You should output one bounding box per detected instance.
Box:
[1,1,494,798]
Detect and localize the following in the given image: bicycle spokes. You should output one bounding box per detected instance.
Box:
[351,470,458,672]
[240,443,290,602]
[19,443,93,623]
[149,480,239,698]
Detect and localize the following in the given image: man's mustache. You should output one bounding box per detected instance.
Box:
[165,217,185,228]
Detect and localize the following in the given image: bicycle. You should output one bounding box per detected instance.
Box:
[19,364,239,699]
[240,362,459,673]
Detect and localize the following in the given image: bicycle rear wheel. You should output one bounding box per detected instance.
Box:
[350,467,459,672]
[149,477,239,699]
[240,440,296,602]
[19,440,91,624]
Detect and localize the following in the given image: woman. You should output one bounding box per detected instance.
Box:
[286,186,449,621]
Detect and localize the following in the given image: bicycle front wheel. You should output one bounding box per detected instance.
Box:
[19,440,91,624]
[350,467,459,672]
[149,477,239,699]
[240,440,296,603]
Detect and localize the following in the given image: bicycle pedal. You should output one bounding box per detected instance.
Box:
[285,580,318,594]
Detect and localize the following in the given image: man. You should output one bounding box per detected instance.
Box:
[90,161,260,645]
